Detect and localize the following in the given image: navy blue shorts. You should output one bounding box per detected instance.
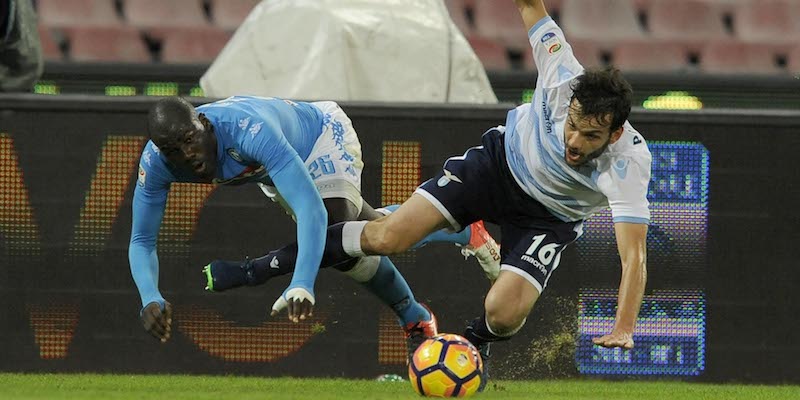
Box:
[416,128,582,293]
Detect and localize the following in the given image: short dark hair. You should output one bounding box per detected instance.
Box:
[147,97,197,141]
[570,67,632,133]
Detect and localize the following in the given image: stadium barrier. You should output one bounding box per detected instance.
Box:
[36,62,800,109]
[0,94,798,382]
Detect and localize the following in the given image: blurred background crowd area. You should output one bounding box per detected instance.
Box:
[32,0,800,74]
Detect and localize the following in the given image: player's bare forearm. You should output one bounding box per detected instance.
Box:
[615,254,646,333]
[514,0,548,31]
[613,223,648,333]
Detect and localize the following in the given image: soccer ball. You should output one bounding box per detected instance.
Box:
[408,334,483,397]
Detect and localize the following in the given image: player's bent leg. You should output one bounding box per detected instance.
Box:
[328,198,440,354]
[375,204,471,248]
[203,197,361,292]
[358,200,388,221]
[377,204,501,281]
[464,270,540,391]
[484,270,538,334]
[360,193,451,256]
[205,195,449,293]
[325,197,361,223]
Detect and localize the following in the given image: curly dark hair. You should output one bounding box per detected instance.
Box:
[570,67,632,133]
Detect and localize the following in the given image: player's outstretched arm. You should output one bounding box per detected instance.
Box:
[129,192,172,343]
[266,154,327,323]
[593,222,648,349]
[236,113,327,323]
[514,0,549,31]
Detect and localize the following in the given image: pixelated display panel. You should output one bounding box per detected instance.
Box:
[381,141,421,205]
[27,303,80,359]
[158,183,216,255]
[145,82,180,96]
[577,289,705,376]
[33,81,60,95]
[378,308,407,365]
[576,143,708,375]
[578,142,709,273]
[580,206,707,271]
[647,142,709,205]
[105,85,136,96]
[69,136,146,255]
[178,306,326,362]
[379,141,421,364]
[643,91,704,110]
[0,133,40,256]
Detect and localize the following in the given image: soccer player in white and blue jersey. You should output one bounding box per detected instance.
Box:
[129,96,502,352]
[251,0,651,389]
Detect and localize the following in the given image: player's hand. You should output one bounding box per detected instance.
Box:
[271,286,315,323]
[592,330,634,349]
[141,301,173,343]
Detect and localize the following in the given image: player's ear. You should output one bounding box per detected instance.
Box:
[198,113,212,132]
[609,127,624,144]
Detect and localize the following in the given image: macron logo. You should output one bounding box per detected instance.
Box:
[270,257,279,269]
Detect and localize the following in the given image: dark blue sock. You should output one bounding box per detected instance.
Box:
[248,222,357,280]
[382,204,471,249]
[360,256,430,326]
[463,315,511,349]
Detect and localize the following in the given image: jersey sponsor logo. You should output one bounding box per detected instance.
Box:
[138,165,146,187]
[541,32,562,54]
[437,169,463,187]
[613,158,630,180]
[226,148,244,163]
[248,121,264,137]
[238,117,251,130]
[270,257,279,269]
[633,136,642,145]
[521,254,549,276]
[150,142,160,154]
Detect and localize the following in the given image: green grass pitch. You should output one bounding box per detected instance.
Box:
[0,374,798,400]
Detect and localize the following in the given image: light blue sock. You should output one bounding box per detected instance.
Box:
[360,256,430,326]
[381,204,472,249]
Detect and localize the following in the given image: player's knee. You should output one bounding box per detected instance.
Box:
[484,297,529,337]
[485,309,527,338]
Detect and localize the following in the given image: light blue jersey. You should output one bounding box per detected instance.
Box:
[130,96,327,308]
[504,17,652,224]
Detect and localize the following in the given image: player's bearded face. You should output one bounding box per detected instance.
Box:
[563,103,614,167]
[156,116,218,181]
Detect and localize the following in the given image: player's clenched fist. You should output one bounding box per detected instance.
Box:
[141,301,173,343]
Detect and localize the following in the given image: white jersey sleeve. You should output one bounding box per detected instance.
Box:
[596,124,652,224]
[529,16,584,90]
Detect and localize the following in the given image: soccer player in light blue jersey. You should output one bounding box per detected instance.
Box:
[245,0,651,390]
[129,96,500,357]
